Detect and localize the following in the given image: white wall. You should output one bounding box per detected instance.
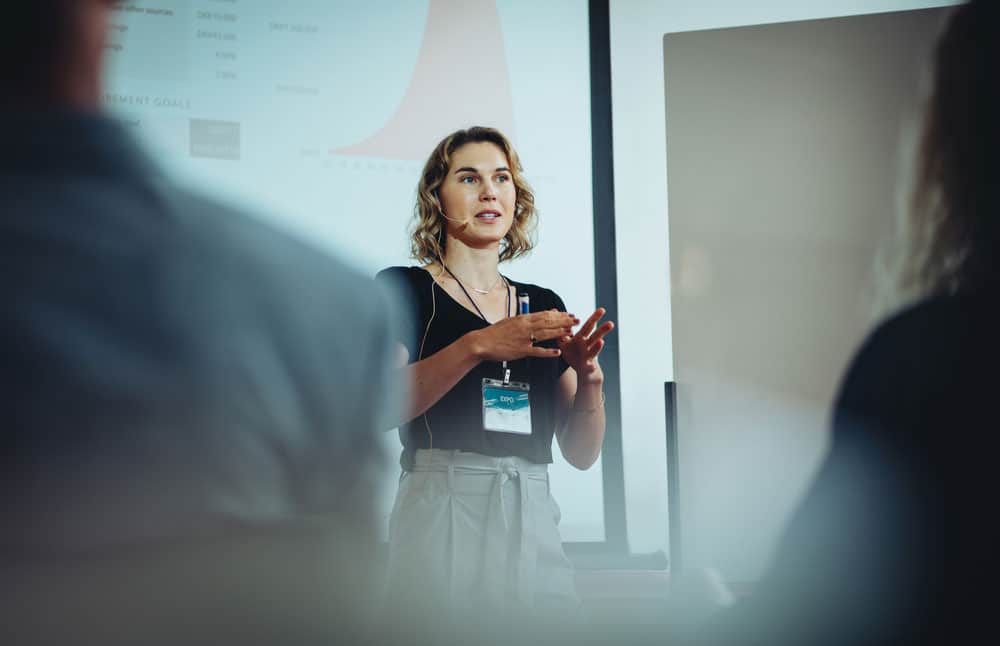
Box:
[608,0,957,577]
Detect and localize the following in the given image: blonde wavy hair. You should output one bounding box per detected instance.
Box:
[882,1,997,308]
[410,127,536,264]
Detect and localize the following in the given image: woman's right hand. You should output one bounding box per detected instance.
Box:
[467,310,579,362]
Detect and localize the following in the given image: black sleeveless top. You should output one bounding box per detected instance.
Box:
[375,266,570,464]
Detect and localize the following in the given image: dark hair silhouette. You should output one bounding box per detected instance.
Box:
[897,0,999,298]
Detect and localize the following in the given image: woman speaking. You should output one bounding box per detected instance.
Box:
[376,126,613,630]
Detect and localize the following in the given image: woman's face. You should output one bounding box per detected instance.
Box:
[437,141,516,248]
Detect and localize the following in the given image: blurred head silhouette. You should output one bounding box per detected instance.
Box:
[0,1,117,109]
[895,0,999,300]
[1,1,396,644]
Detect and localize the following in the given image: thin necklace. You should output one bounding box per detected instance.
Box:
[470,274,503,294]
[441,263,511,322]
[441,264,502,294]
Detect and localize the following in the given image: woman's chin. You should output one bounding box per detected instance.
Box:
[454,233,508,249]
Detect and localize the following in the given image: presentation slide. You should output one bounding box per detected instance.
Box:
[103,0,603,541]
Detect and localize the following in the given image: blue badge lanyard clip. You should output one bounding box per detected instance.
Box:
[502,294,527,385]
[515,292,530,383]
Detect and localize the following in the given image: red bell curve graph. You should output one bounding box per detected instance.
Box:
[336,0,517,160]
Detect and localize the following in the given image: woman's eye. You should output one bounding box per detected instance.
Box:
[459,176,476,184]
[496,174,511,183]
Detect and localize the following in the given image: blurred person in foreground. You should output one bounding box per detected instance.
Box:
[0,1,399,644]
[678,1,999,644]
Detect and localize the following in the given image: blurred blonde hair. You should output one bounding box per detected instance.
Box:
[410,127,536,264]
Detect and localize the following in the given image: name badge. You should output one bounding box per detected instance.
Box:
[482,378,532,435]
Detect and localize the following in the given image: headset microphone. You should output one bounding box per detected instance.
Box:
[440,212,472,226]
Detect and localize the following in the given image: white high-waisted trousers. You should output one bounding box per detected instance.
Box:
[383,449,580,631]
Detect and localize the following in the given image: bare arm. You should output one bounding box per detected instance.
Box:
[554,308,614,470]
[394,334,479,425]
[555,366,606,469]
[391,310,578,427]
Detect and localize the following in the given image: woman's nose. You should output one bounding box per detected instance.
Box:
[480,181,498,199]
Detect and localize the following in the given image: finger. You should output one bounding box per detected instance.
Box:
[584,337,605,359]
[587,321,615,343]
[525,310,574,323]
[531,326,574,343]
[575,308,606,340]
[557,336,579,352]
[528,346,562,359]
[530,310,578,328]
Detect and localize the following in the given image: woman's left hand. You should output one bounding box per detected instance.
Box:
[558,307,614,384]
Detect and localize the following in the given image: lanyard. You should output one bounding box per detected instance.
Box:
[441,262,513,383]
